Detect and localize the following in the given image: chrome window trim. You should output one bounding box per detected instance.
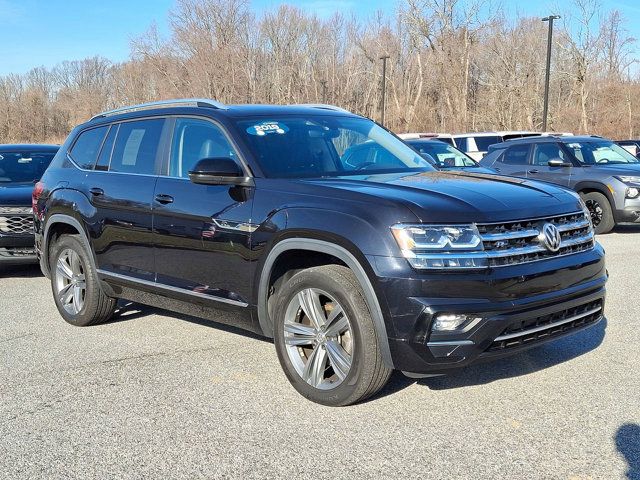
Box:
[96,269,249,307]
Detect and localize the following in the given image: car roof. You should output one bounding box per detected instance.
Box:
[450,131,539,138]
[405,138,450,144]
[488,135,606,150]
[0,144,59,151]
[84,100,361,128]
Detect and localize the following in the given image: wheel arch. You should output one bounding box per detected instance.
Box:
[575,181,615,206]
[42,214,95,278]
[257,238,394,369]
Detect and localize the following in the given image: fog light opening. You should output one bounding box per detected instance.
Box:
[627,187,640,199]
[432,314,482,332]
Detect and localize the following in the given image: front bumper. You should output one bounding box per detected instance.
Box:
[370,243,607,374]
[0,235,37,264]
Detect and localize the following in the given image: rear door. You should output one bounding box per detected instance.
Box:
[152,116,254,327]
[527,142,573,187]
[81,118,166,281]
[490,144,531,177]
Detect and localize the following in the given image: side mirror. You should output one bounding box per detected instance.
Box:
[188,158,253,186]
[548,158,572,168]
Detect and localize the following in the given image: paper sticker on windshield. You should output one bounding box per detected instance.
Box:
[246,122,289,136]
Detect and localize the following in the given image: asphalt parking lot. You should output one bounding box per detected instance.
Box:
[1,231,639,479]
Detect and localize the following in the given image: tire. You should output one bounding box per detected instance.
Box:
[273,264,391,406]
[581,191,615,234]
[50,234,117,326]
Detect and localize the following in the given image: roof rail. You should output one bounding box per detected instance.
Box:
[90,98,228,121]
[294,103,353,114]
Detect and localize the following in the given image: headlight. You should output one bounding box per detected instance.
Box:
[616,176,640,185]
[391,224,486,269]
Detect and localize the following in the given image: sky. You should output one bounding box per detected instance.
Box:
[1,0,640,75]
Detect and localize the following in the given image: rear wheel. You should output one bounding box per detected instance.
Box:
[273,265,391,406]
[581,191,615,234]
[50,234,116,326]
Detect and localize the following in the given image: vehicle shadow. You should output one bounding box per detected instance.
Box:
[612,225,640,234]
[0,263,43,279]
[371,317,607,400]
[616,424,640,480]
[109,301,270,343]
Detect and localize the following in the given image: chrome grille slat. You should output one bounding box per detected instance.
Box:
[477,211,594,267]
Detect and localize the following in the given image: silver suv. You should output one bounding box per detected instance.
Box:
[480,135,640,233]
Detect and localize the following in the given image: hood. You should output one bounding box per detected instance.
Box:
[440,166,497,175]
[0,182,34,206]
[585,163,640,175]
[304,171,582,223]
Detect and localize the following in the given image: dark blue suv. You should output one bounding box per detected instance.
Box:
[35,100,606,405]
[0,144,57,265]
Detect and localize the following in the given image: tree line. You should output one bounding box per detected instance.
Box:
[0,0,637,144]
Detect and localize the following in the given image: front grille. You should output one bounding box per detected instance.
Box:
[486,299,603,352]
[0,247,35,258]
[476,211,594,267]
[0,211,34,235]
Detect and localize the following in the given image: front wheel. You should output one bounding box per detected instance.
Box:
[581,191,615,234]
[273,265,391,406]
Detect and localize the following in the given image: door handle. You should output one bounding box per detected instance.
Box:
[89,187,104,196]
[155,194,174,204]
[527,169,539,174]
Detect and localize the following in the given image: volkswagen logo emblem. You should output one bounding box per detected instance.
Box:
[540,223,562,252]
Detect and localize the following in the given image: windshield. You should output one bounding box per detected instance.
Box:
[235,116,434,178]
[0,151,56,183]
[564,140,640,165]
[407,141,478,168]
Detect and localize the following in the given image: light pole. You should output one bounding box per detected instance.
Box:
[320,80,328,104]
[380,55,390,127]
[542,15,560,132]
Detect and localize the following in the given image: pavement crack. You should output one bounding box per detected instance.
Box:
[0,333,35,344]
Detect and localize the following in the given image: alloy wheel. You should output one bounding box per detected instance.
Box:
[283,288,353,390]
[54,248,86,315]
[585,199,603,227]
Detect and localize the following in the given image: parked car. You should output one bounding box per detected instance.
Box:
[403,138,496,173]
[616,140,640,158]
[397,132,455,146]
[451,131,546,161]
[35,100,605,406]
[399,131,572,160]
[480,135,640,234]
[0,144,58,265]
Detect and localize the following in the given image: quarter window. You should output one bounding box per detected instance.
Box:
[169,118,238,178]
[109,119,165,175]
[69,126,108,169]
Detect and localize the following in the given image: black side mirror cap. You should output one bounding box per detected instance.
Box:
[548,158,572,167]
[188,157,254,186]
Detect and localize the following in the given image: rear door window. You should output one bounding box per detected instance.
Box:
[95,125,118,171]
[501,145,531,165]
[109,119,165,175]
[69,126,108,169]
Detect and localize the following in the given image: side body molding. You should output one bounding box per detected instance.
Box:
[257,238,394,368]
